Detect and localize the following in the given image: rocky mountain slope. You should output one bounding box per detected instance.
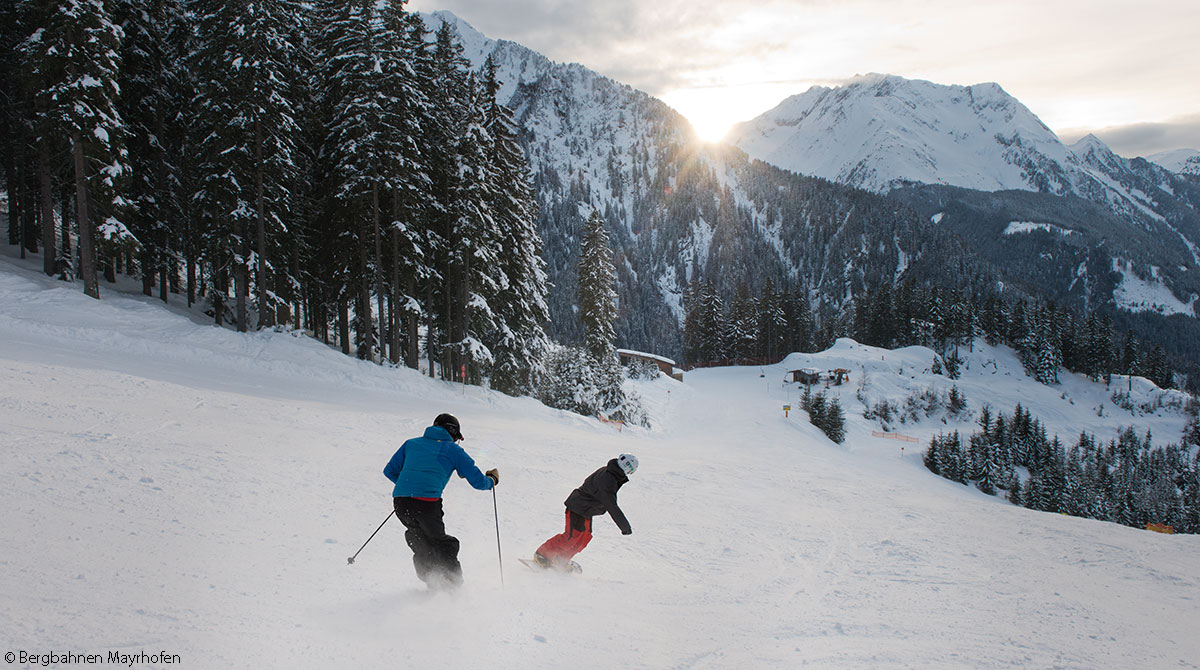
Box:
[424,13,1200,387]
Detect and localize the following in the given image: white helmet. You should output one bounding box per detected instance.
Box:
[617,453,638,476]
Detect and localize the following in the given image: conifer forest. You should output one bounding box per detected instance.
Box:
[1,0,550,395]
[925,406,1200,534]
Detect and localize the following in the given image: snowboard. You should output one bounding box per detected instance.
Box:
[518,557,582,574]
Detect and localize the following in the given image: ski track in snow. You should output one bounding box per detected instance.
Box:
[2,248,1199,670]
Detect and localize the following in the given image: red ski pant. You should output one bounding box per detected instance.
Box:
[536,509,592,563]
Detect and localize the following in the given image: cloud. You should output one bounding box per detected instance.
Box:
[411,0,770,94]
[1059,114,1200,158]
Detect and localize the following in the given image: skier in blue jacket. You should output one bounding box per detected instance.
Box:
[383,413,498,589]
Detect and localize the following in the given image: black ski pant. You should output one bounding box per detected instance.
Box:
[393,496,462,587]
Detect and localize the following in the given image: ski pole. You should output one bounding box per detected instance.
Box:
[492,487,504,586]
[347,510,393,565]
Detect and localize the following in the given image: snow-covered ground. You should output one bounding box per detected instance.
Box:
[1002,221,1079,238]
[1109,258,1199,317]
[2,246,1198,670]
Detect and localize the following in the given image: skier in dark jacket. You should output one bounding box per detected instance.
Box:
[534,454,637,571]
[383,413,498,589]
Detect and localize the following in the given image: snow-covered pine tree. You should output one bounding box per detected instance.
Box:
[576,209,625,413]
[925,288,944,350]
[318,0,399,355]
[445,71,501,383]
[1089,313,1114,381]
[1021,310,1060,385]
[479,55,550,396]
[160,5,203,308]
[1,0,25,252]
[977,437,998,495]
[783,288,814,355]
[116,0,186,303]
[11,0,55,274]
[824,395,846,444]
[579,210,618,361]
[867,283,893,348]
[27,0,134,300]
[192,0,300,331]
[923,436,941,475]
[683,279,725,364]
[381,8,434,369]
[1120,330,1140,377]
[807,389,827,431]
[1008,300,1029,345]
[946,293,972,347]
[726,283,757,360]
[321,0,433,361]
[418,19,473,377]
[935,431,965,484]
[1147,345,1171,389]
[757,280,787,361]
[1036,315,1061,385]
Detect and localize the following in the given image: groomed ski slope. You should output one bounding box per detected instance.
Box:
[2,249,1198,670]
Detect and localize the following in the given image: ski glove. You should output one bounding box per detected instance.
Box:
[486,468,499,486]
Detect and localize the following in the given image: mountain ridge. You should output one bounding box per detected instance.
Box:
[420,12,1200,389]
[1150,148,1200,176]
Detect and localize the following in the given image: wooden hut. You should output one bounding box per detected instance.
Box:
[788,368,822,385]
[617,349,683,381]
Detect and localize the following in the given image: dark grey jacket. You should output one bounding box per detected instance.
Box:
[564,459,631,534]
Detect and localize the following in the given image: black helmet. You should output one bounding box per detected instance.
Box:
[434,413,463,441]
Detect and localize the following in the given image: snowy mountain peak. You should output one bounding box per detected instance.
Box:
[727,73,1200,239]
[420,10,554,104]
[1070,133,1108,153]
[1069,132,1126,172]
[727,73,1068,194]
[1149,147,1200,176]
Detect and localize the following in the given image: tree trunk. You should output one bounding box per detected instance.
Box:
[406,272,419,369]
[20,160,37,257]
[357,209,373,359]
[4,121,18,246]
[373,181,386,363]
[339,295,350,355]
[142,246,155,295]
[427,280,436,377]
[159,226,169,303]
[235,216,248,332]
[213,266,226,327]
[59,181,72,277]
[185,208,196,307]
[72,131,99,300]
[449,234,471,383]
[255,119,272,328]
[157,117,170,304]
[17,174,25,258]
[290,252,302,328]
[38,139,56,276]
[187,255,196,309]
[390,228,401,365]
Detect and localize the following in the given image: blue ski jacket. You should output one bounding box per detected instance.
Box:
[383,425,494,498]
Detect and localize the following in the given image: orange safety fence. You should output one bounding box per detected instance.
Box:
[872,430,919,443]
[1146,523,1175,534]
[597,414,624,432]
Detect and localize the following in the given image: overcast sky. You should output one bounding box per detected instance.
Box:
[407,0,1199,157]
